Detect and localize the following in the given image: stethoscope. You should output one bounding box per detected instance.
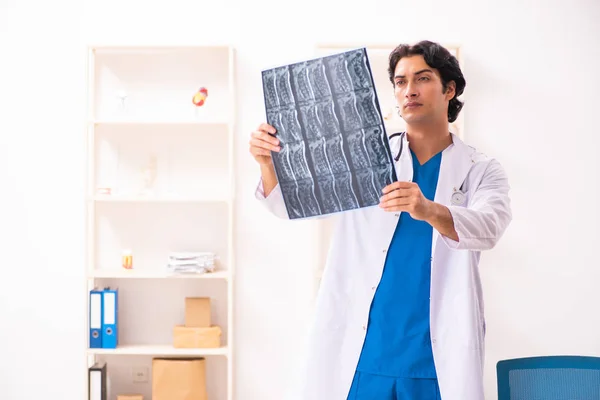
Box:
[389,131,406,162]
[388,131,466,206]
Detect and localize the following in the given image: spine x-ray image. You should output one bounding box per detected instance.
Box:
[262,48,398,219]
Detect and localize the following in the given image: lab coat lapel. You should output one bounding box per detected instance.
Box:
[431,133,474,256]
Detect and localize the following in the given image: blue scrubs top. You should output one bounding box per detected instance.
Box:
[356,148,442,379]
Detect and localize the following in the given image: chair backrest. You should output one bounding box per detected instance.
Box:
[497,355,600,400]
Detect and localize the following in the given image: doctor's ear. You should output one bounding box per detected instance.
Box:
[443,81,456,100]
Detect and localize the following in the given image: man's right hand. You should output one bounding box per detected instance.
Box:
[249,123,281,166]
[250,123,281,197]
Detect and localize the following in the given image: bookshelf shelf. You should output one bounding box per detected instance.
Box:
[88,345,229,357]
[90,269,230,280]
[90,120,231,127]
[90,195,230,203]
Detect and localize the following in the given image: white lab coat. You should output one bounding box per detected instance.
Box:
[255,133,512,400]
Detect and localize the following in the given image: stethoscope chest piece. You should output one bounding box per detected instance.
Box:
[451,189,466,206]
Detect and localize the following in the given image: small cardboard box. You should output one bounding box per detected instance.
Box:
[173,325,221,348]
[117,395,143,400]
[152,358,207,400]
[185,297,211,328]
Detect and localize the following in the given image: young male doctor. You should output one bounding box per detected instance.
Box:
[250,40,512,400]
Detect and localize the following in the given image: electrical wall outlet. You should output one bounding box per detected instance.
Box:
[131,366,149,383]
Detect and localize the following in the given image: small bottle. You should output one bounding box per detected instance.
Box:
[122,249,133,269]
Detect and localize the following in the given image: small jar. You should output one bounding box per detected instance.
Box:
[122,249,133,269]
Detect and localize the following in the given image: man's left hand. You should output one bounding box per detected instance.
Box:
[379,181,433,221]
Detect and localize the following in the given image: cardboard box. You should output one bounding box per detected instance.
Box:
[185,297,211,328]
[117,395,143,400]
[173,325,221,348]
[152,358,207,400]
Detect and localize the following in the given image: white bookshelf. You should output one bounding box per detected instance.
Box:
[85,44,235,400]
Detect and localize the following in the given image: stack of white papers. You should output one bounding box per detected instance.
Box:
[166,252,216,274]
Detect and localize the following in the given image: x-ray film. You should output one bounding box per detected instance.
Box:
[262,48,398,219]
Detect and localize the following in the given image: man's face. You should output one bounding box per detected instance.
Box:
[393,55,455,125]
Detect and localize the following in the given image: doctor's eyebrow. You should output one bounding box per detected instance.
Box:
[394,69,434,79]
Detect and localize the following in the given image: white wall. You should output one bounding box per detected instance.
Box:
[0,0,599,399]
